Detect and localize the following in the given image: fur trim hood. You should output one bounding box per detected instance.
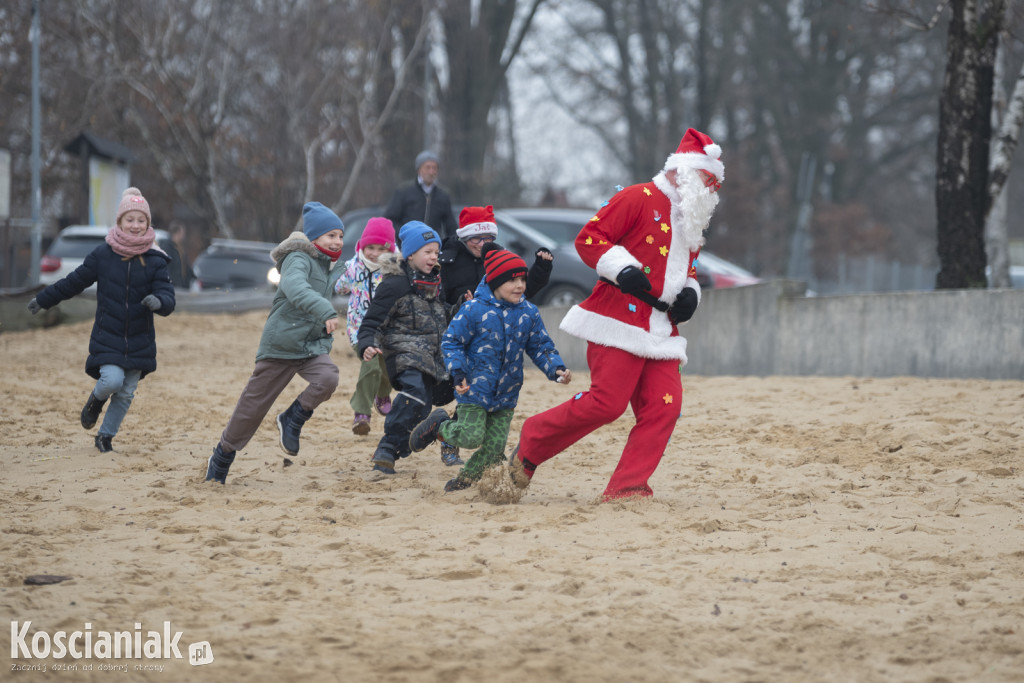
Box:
[271,231,324,267]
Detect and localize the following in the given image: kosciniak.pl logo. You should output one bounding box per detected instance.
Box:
[10,621,212,666]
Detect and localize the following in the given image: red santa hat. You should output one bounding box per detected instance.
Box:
[663,128,724,182]
[457,205,499,240]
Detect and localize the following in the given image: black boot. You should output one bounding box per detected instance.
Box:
[276,399,314,456]
[205,444,236,484]
[94,434,113,453]
[81,393,107,430]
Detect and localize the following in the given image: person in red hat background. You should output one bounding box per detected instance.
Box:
[508,128,724,501]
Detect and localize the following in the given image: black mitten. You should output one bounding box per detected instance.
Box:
[616,266,651,295]
[669,288,699,324]
[27,298,41,315]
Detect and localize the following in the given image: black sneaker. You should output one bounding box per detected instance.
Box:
[409,408,450,452]
[444,477,472,492]
[94,435,113,453]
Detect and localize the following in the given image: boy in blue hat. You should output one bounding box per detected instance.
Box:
[357,221,455,474]
[206,202,345,484]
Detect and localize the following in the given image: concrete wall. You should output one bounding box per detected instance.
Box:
[539,280,1024,379]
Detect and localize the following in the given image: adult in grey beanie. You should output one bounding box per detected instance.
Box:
[384,150,457,242]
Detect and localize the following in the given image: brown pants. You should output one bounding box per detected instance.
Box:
[220,355,339,452]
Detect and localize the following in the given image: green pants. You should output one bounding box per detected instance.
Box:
[439,404,514,482]
[349,345,391,415]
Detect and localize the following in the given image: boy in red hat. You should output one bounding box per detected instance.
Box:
[508,128,724,501]
[409,243,571,492]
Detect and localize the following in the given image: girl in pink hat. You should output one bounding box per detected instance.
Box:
[335,217,397,435]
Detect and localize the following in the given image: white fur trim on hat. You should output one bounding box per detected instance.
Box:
[663,145,724,182]
[456,221,498,240]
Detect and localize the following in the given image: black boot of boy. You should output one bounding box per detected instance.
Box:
[205,444,236,484]
[276,399,314,456]
[94,434,113,453]
[81,393,107,430]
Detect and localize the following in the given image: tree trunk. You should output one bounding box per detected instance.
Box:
[934,0,1002,289]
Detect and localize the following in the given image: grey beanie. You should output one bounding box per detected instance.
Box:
[415,150,439,170]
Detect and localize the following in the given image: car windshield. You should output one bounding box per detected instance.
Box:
[510,218,581,245]
[48,235,105,258]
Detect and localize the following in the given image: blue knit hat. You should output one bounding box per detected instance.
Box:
[399,221,441,258]
[302,202,344,242]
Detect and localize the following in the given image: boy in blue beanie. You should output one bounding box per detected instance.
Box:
[206,202,345,484]
[357,221,456,474]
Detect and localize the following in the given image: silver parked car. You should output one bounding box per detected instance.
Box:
[339,207,598,307]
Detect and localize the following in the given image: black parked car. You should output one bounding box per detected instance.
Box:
[192,239,278,291]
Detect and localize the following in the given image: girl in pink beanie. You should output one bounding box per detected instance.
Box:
[335,217,397,434]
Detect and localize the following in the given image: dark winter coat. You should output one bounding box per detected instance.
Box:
[383,180,457,242]
[256,231,342,362]
[356,254,454,382]
[438,237,553,306]
[35,243,175,379]
[442,278,565,412]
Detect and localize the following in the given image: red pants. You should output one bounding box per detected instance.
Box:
[519,342,682,499]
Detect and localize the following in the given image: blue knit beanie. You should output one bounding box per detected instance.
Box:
[399,221,441,258]
[302,202,344,242]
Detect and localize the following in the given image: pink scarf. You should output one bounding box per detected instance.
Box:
[106,225,164,258]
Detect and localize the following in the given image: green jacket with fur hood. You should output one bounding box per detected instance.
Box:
[256,231,342,361]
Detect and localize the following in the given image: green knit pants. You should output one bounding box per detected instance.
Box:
[439,404,514,482]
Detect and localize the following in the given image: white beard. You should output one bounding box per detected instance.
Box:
[670,171,719,252]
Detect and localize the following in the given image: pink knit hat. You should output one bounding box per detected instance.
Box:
[357,217,397,253]
[115,187,152,226]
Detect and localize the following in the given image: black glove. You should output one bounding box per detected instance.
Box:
[27,298,41,315]
[451,369,466,387]
[669,288,699,324]
[616,266,651,295]
[141,294,161,311]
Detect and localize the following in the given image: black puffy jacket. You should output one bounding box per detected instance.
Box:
[36,244,175,379]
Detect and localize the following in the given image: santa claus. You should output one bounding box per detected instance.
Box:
[510,128,724,501]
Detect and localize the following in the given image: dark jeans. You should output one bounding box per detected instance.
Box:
[376,368,435,458]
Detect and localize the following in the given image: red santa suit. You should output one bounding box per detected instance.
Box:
[517,128,723,500]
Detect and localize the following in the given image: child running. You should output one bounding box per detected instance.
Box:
[27,187,176,453]
[409,243,571,491]
[205,202,345,484]
[356,221,454,474]
[335,217,397,435]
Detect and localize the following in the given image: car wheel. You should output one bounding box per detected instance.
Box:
[540,283,589,307]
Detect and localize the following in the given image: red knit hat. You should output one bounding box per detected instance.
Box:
[481,242,528,291]
[457,205,498,240]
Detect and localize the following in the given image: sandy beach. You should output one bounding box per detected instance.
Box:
[1,309,1022,682]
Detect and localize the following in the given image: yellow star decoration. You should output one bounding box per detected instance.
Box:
[589,216,600,222]
[585,236,593,245]
[663,393,673,404]
[643,187,652,196]
[661,222,670,233]
[598,239,609,245]
[659,245,669,256]
[645,235,654,244]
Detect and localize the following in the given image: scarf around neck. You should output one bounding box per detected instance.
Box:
[358,249,382,272]
[106,225,160,259]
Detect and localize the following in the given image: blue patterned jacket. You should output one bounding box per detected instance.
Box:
[442,278,565,412]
